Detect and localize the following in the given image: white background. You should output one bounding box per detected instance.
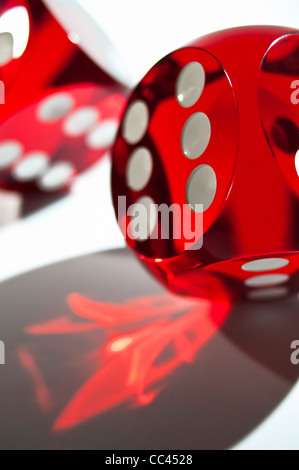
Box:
[82,0,299,83]
[0,0,298,450]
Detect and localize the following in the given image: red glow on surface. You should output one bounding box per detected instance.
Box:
[18,347,52,412]
[25,316,100,335]
[68,293,194,326]
[109,337,133,352]
[23,293,230,431]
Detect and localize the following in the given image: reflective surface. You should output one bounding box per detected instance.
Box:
[0,248,299,449]
[112,26,299,301]
[0,0,127,218]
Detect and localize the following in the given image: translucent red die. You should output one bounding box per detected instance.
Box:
[0,0,128,218]
[112,26,299,301]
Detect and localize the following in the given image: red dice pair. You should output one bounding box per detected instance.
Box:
[112,26,299,301]
[0,0,128,220]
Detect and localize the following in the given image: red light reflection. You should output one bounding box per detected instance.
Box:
[22,293,230,430]
[18,347,52,412]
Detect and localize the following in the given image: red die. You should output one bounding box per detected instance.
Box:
[0,0,128,218]
[112,26,299,301]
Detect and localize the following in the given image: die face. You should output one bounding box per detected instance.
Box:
[112,47,239,260]
[171,253,299,302]
[258,33,299,199]
[112,26,299,301]
[0,88,125,211]
[0,0,128,217]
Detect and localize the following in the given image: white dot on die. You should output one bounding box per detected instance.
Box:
[129,196,157,241]
[86,119,119,149]
[68,32,80,45]
[63,106,99,137]
[38,162,75,192]
[12,152,49,182]
[176,62,205,108]
[122,101,149,145]
[245,274,290,288]
[0,6,30,59]
[181,112,211,159]
[0,32,14,67]
[126,147,153,192]
[37,93,75,122]
[242,258,290,272]
[186,164,217,213]
[295,149,299,177]
[247,287,289,301]
[0,140,23,170]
